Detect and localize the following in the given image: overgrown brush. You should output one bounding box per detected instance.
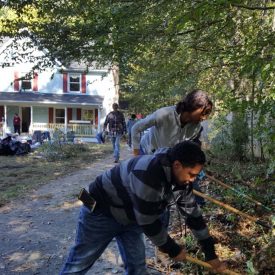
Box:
[38,142,90,161]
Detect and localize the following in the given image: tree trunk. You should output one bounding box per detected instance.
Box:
[250,76,255,160]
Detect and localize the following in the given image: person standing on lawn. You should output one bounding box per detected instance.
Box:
[103,103,127,163]
[60,141,227,275]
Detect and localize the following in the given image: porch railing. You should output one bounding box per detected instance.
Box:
[32,123,97,136]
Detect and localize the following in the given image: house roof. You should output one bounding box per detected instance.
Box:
[0,92,104,107]
[0,36,111,73]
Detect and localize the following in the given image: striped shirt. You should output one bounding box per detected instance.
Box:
[88,150,217,260]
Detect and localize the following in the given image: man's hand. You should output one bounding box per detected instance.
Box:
[133,149,140,156]
[207,258,227,272]
[172,248,186,262]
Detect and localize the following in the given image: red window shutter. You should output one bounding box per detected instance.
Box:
[49,108,54,123]
[0,106,4,122]
[77,108,81,120]
[63,73,68,93]
[81,74,86,94]
[33,73,38,92]
[95,109,98,125]
[14,71,20,91]
[67,108,72,123]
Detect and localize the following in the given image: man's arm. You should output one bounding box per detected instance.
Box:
[131,112,158,155]
[128,169,183,258]
[103,113,109,131]
[192,126,203,147]
[175,188,217,260]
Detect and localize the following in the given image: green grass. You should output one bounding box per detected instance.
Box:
[0,143,113,206]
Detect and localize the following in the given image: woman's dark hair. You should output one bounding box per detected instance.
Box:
[176,89,213,114]
[168,141,206,167]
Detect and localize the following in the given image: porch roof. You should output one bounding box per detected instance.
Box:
[0,92,103,107]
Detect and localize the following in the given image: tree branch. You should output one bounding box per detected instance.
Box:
[176,19,224,36]
[231,4,275,10]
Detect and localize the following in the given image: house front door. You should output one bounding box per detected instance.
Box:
[22,107,31,133]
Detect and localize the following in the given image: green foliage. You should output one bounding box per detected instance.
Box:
[38,142,89,161]
[231,112,249,160]
[246,259,258,275]
[1,0,274,165]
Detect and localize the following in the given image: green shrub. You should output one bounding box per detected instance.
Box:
[38,142,89,161]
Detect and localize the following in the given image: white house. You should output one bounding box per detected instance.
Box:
[0,37,119,137]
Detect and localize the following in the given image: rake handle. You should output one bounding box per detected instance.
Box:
[206,174,272,211]
[186,255,240,275]
[193,189,258,222]
[193,190,271,229]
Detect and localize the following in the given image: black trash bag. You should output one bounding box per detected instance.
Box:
[0,136,31,156]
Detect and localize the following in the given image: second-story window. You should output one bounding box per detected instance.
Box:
[68,74,81,92]
[21,75,32,91]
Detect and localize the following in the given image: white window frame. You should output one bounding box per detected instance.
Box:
[20,72,32,91]
[55,108,65,124]
[68,73,81,93]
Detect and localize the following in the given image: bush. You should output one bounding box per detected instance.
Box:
[209,112,249,161]
[38,142,89,161]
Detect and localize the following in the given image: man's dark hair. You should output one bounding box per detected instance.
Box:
[131,114,136,119]
[112,103,119,109]
[168,141,206,167]
[176,89,213,114]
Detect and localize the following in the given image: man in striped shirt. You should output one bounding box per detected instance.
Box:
[61,141,226,274]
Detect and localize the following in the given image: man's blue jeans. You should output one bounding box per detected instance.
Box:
[111,135,121,161]
[60,206,147,275]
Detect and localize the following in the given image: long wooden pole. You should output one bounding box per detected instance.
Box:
[206,174,272,212]
[150,254,240,275]
[186,255,240,275]
[193,190,271,229]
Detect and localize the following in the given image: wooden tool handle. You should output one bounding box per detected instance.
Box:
[186,255,240,275]
[193,189,258,222]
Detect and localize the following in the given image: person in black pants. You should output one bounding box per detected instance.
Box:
[13,113,21,135]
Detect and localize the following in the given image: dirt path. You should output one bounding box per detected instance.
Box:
[0,145,159,275]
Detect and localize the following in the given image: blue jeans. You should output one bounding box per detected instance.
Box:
[111,135,121,161]
[60,206,147,275]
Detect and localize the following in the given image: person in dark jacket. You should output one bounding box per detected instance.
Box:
[103,103,126,163]
[60,141,227,275]
[13,113,21,135]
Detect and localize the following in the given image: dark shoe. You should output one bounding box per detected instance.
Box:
[114,159,119,163]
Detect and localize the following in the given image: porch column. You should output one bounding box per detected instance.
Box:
[64,107,68,134]
[4,105,7,135]
[29,106,33,133]
[97,106,101,132]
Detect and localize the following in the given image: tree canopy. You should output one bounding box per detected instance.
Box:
[1,1,274,108]
[0,1,274,160]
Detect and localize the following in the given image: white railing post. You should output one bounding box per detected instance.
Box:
[98,106,102,132]
[4,105,7,136]
[29,106,33,134]
[64,107,68,134]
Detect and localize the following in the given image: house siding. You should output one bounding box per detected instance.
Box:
[33,107,48,123]
[0,37,119,134]
[7,106,19,130]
